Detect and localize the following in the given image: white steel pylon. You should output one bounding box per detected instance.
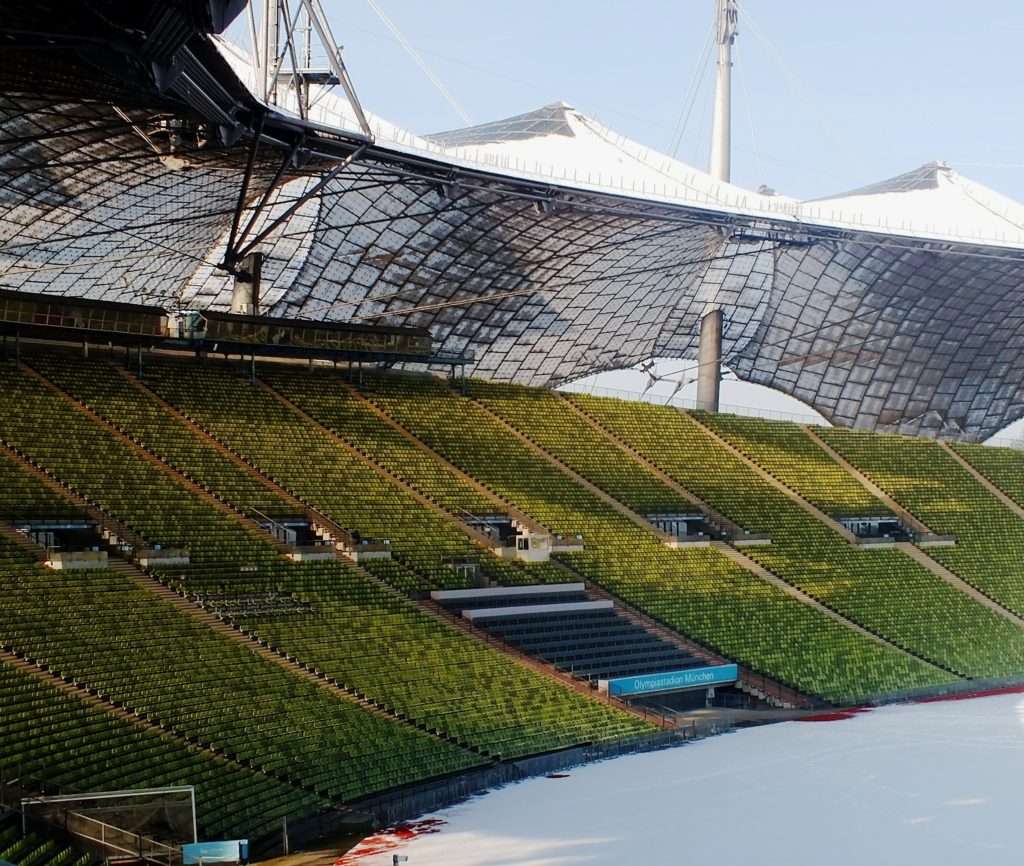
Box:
[708,0,738,183]
[697,0,737,414]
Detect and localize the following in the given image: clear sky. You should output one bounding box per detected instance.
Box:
[308,0,1024,201]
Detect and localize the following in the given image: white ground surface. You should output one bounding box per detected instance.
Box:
[346,694,1024,866]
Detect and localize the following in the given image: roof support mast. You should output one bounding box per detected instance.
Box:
[260,0,280,103]
[219,0,374,292]
[698,0,737,413]
[709,0,738,183]
[251,0,372,136]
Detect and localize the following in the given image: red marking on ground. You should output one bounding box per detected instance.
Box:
[797,706,871,722]
[335,819,446,865]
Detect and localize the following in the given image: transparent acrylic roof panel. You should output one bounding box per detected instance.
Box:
[425,103,577,148]
[812,162,946,200]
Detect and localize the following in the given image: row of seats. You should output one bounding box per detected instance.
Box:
[0,811,94,866]
[434,589,702,681]
[12,345,1024,823]
[0,531,477,801]
[134,357,502,592]
[25,351,297,521]
[820,429,1024,617]
[348,370,956,703]
[564,392,1024,679]
[699,413,893,519]
[952,441,1024,509]
[0,353,653,768]
[260,365,569,587]
[478,611,701,681]
[0,440,331,839]
[0,661,323,839]
[0,451,82,523]
[0,363,280,569]
[187,558,654,759]
[263,365,498,517]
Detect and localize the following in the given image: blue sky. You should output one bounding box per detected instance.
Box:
[312,0,1024,201]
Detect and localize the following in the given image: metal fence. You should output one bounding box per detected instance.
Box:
[55,810,181,866]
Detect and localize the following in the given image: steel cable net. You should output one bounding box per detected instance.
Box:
[0,94,298,308]
[6,88,1024,438]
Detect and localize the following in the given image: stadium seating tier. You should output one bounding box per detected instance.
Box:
[564,394,1024,679]
[818,428,1024,617]
[6,346,1024,841]
[345,370,958,702]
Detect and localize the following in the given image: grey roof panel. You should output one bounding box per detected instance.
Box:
[425,102,577,148]
[812,162,947,201]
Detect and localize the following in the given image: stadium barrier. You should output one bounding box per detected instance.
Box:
[867,673,1024,707]
[602,664,739,698]
[266,727,710,857]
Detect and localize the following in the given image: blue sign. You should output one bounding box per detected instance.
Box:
[182,841,248,865]
[606,664,738,697]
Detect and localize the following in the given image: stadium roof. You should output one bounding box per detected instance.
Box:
[3,4,1024,439]
[812,162,1024,246]
[213,38,1024,249]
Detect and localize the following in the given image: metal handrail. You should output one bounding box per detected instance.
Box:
[61,811,180,866]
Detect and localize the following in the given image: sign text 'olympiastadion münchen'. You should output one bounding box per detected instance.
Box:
[601,664,738,698]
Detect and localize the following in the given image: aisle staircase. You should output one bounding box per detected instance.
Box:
[434,585,708,683]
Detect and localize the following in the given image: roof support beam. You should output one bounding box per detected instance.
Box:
[235,143,368,261]
[221,111,266,272]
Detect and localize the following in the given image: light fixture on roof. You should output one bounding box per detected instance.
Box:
[533,197,559,217]
[436,179,461,201]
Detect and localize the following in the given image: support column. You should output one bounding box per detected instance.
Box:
[696,309,722,413]
[230,251,263,315]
